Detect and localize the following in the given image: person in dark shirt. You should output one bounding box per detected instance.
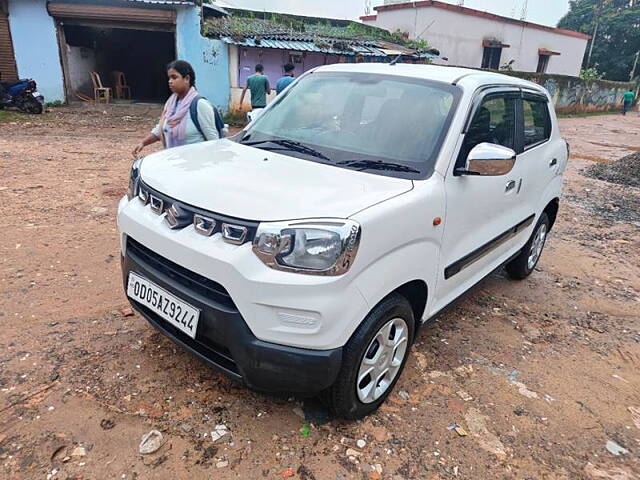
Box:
[276,63,296,95]
[240,64,270,110]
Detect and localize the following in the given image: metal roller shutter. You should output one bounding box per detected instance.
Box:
[47,3,176,30]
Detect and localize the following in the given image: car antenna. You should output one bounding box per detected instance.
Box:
[389,54,402,66]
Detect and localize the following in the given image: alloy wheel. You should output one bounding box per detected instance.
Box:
[356,317,409,404]
[527,223,547,270]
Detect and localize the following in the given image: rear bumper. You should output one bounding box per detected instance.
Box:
[121,241,342,395]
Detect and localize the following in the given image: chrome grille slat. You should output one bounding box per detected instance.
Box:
[137,181,259,245]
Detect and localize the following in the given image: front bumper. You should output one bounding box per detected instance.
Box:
[117,196,370,350]
[121,237,343,395]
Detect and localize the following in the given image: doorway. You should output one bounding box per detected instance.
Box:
[61,25,175,102]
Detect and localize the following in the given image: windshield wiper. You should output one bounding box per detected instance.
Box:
[242,139,331,162]
[337,159,420,173]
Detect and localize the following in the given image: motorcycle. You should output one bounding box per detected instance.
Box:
[0,77,45,114]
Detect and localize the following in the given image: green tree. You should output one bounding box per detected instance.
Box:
[558,0,640,81]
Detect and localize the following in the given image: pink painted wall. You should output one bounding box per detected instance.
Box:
[237,47,342,87]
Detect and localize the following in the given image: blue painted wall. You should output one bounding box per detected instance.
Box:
[7,0,65,102]
[176,7,230,111]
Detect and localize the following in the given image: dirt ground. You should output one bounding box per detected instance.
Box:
[1,105,639,480]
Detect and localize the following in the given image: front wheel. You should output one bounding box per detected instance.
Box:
[18,96,43,114]
[505,212,550,280]
[325,293,415,419]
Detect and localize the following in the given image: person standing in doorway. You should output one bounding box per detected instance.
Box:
[276,63,296,95]
[622,89,635,115]
[132,60,220,158]
[240,64,270,111]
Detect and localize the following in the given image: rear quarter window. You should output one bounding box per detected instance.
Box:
[523,97,551,149]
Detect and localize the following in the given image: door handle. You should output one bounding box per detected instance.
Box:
[505,180,517,192]
[549,158,558,167]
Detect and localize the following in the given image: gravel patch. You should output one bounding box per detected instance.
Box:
[585,151,640,188]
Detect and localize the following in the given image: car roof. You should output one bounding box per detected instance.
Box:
[314,63,546,94]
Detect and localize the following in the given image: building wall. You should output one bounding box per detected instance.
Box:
[230,47,342,110]
[502,71,635,114]
[7,0,65,101]
[176,6,230,111]
[66,45,97,96]
[0,0,19,82]
[364,7,588,77]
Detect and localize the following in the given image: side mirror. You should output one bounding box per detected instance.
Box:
[456,143,516,176]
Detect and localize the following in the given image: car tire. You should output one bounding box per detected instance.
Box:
[325,293,415,420]
[505,212,550,280]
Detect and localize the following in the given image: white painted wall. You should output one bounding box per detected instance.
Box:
[364,7,588,76]
[66,45,96,96]
[229,44,239,88]
[230,87,277,111]
[7,0,65,102]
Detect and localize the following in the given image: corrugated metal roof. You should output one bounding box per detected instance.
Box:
[202,3,229,17]
[220,36,389,56]
[124,0,193,5]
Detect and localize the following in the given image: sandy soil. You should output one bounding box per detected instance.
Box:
[0,105,639,480]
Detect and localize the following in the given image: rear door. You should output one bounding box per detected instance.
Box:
[436,88,526,307]
[511,92,559,223]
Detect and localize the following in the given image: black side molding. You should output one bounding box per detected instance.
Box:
[444,214,535,280]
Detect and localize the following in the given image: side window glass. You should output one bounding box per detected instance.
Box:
[459,95,516,163]
[523,98,551,148]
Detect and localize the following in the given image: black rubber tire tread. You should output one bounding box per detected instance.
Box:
[27,99,43,114]
[505,212,550,280]
[326,293,415,420]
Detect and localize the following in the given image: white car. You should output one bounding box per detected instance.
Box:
[118,64,567,419]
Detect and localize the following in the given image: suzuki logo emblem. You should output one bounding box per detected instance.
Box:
[165,204,191,230]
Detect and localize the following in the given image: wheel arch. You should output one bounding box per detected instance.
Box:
[543,197,560,230]
[357,279,428,336]
[394,280,429,331]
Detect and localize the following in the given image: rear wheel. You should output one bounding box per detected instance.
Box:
[326,293,414,419]
[505,212,550,280]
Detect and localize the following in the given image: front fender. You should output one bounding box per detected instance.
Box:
[349,177,445,324]
[354,239,439,323]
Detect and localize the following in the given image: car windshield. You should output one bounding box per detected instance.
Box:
[236,72,461,179]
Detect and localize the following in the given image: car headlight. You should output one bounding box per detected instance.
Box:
[253,219,361,276]
[127,159,142,200]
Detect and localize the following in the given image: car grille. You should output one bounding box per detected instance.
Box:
[126,237,236,311]
[137,180,259,245]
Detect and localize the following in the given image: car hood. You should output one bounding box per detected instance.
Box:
[139,139,413,221]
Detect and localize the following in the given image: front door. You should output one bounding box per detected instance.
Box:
[435,89,529,308]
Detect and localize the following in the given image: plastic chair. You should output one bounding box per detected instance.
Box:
[111,71,131,100]
[90,71,111,104]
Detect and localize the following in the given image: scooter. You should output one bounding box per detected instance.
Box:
[0,77,45,114]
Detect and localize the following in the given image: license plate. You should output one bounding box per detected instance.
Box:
[32,91,41,98]
[127,272,200,339]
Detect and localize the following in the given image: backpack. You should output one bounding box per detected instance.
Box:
[189,95,225,139]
